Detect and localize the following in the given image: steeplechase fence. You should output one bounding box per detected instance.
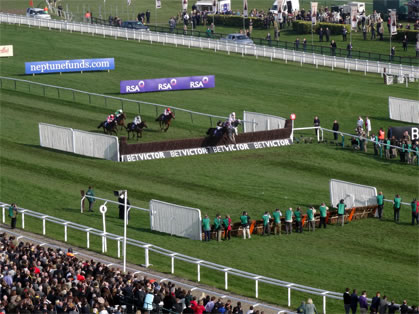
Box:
[1,13,418,79]
[388,97,419,124]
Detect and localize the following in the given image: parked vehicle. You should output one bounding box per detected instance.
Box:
[270,0,300,14]
[220,34,254,45]
[121,21,149,30]
[26,8,51,19]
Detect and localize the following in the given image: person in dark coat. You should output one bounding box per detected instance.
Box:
[350,289,358,314]
[343,288,351,314]
[370,292,381,313]
[332,120,339,140]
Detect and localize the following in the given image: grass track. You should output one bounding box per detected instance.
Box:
[0,23,418,312]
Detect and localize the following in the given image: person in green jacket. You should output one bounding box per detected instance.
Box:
[319,203,328,228]
[307,207,315,232]
[376,191,385,219]
[393,194,402,223]
[240,211,251,239]
[272,208,282,235]
[285,208,293,234]
[294,207,302,233]
[86,186,95,212]
[337,199,346,226]
[202,214,211,241]
[8,203,18,229]
[262,211,271,236]
[213,214,222,242]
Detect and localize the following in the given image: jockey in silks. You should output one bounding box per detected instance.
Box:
[214,120,223,137]
[105,114,115,128]
[115,109,123,120]
[163,108,171,121]
[227,112,240,136]
[131,115,142,130]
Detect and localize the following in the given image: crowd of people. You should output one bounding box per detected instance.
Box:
[202,195,418,242]
[0,233,262,314]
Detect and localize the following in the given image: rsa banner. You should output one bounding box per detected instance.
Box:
[121,138,292,162]
[120,75,215,94]
[25,58,115,75]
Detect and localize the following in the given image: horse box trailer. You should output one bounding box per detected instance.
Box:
[341,2,366,14]
[194,0,231,13]
[270,0,300,14]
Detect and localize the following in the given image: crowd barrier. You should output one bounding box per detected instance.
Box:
[389,96,419,124]
[1,13,418,79]
[39,123,119,161]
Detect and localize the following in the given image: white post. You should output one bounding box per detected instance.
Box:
[42,216,47,235]
[197,262,201,282]
[171,253,177,274]
[255,279,259,298]
[87,229,90,248]
[317,127,320,142]
[117,237,121,258]
[2,206,5,224]
[287,284,293,307]
[80,195,86,213]
[100,205,108,253]
[224,269,229,290]
[123,190,128,272]
[144,244,152,267]
[323,293,327,314]
[21,211,25,229]
[291,120,294,140]
[64,223,68,242]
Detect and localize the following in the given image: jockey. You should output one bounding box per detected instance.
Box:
[131,115,142,130]
[115,109,123,119]
[164,108,171,116]
[105,114,115,127]
[228,112,236,124]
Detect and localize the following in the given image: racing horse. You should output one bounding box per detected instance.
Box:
[97,120,118,136]
[207,120,241,144]
[126,121,148,140]
[155,111,175,132]
[115,113,127,131]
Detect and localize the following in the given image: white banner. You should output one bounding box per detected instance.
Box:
[311,2,317,25]
[243,0,248,17]
[0,45,13,57]
[156,0,161,9]
[351,6,358,30]
[390,10,397,35]
[182,0,188,11]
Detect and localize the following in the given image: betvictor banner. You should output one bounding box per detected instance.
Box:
[121,138,292,162]
[120,75,215,94]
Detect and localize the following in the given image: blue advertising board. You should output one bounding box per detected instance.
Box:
[25,58,115,75]
[120,75,215,94]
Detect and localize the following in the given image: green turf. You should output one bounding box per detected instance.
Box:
[0,23,418,312]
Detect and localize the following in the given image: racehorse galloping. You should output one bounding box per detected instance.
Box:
[115,113,127,131]
[156,112,175,132]
[206,120,241,144]
[97,120,118,136]
[127,121,148,140]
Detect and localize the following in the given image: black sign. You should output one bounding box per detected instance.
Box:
[389,126,419,140]
[121,138,292,162]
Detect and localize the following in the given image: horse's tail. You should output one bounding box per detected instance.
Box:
[155,114,162,122]
[98,121,104,128]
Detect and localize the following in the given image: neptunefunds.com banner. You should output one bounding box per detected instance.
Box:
[25,58,115,74]
[120,75,215,94]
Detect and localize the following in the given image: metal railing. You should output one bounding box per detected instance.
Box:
[0,228,288,314]
[90,17,419,67]
[1,201,363,313]
[1,13,418,79]
[0,76,255,128]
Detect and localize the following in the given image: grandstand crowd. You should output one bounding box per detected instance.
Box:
[0,233,259,314]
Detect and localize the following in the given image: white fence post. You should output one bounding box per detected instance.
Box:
[117,237,121,258]
[2,206,5,224]
[64,223,68,242]
[224,268,231,290]
[171,253,177,274]
[86,228,91,248]
[21,210,26,229]
[255,276,261,298]
[197,261,202,282]
[144,244,152,267]
[42,216,47,235]
[287,284,293,307]
[322,292,328,314]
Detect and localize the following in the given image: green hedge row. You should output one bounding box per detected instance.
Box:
[393,29,419,42]
[206,15,265,29]
[292,21,351,35]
